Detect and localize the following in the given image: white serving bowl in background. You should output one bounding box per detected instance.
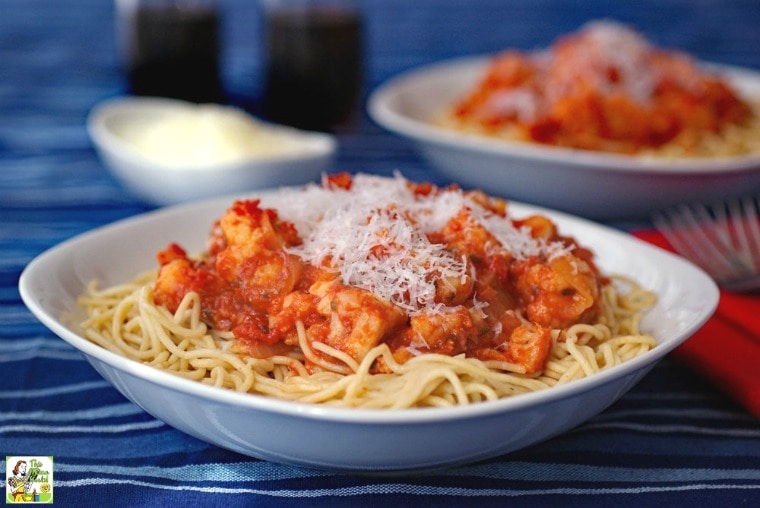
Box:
[19,187,718,471]
[87,97,337,206]
[368,57,760,221]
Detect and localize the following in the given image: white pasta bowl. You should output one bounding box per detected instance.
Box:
[19,186,718,471]
[87,96,336,206]
[368,57,760,220]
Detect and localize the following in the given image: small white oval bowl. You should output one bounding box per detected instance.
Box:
[87,97,337,206]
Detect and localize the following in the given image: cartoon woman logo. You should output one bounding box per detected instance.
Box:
[7,460,32,502]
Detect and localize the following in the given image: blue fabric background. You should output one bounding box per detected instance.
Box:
[2,0,760,505]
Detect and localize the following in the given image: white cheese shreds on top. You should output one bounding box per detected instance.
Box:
[482,20,696,122]
[478,212,572,261]
[557,20,660,105]
[266,173,570,314]
[125,103,313,167]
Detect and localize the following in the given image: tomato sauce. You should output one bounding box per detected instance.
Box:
[152,175,605,375]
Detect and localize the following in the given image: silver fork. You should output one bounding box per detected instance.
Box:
[652,195,760,292]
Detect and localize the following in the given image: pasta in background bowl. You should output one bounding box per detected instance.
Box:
[19,176,718,471]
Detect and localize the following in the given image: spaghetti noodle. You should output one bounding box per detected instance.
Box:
[78,173,657,408]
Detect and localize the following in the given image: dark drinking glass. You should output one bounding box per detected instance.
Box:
[262,1,363,131]
[117,0,223,103]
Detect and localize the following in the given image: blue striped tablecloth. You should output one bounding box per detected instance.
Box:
[2,1,760,506]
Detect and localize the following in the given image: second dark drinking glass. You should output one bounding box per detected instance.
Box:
[261,0,363,131]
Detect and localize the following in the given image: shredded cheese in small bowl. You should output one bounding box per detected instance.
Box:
[123,103,317,167]
[87,97,336,205]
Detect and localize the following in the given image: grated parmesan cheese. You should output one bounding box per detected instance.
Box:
[276,173,570,314]
[482,21,684,123]
[563,20,660,104]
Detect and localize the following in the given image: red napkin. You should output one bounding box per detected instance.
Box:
[634,229,760,418]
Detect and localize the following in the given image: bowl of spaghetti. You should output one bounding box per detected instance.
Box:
[19,173,718,471]
[368,21,760,220]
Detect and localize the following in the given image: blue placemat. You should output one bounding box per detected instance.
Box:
[2,0,760,505]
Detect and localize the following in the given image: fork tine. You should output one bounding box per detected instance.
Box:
[653,206,732,280]
[652,195,760,291]
[738,196,760,271]
[690,202,730,261]
[725,197,753,271]
[703,199,757,277]
[680,203,737,277]
[702,198,754,274]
